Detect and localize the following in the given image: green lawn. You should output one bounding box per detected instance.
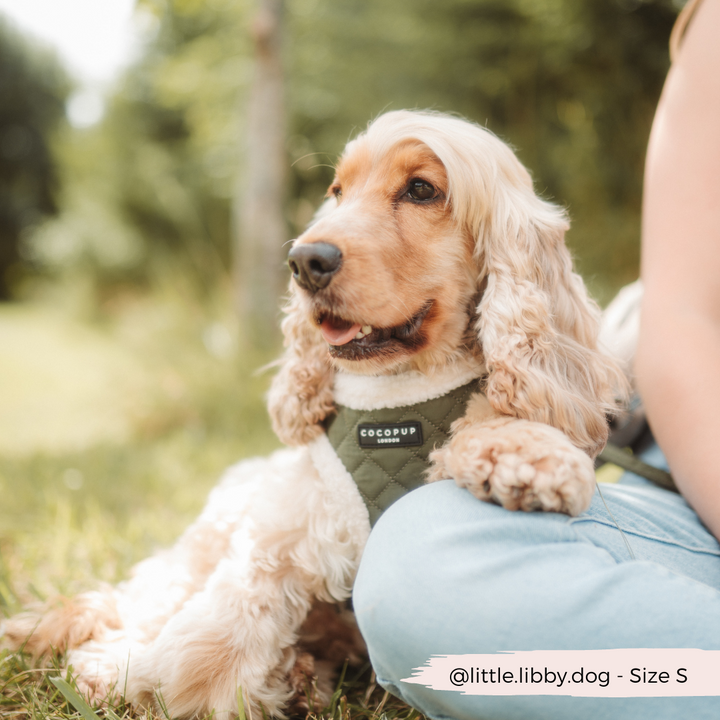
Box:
[0,295,280,601]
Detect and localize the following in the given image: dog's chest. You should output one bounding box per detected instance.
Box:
[325,365,482,526]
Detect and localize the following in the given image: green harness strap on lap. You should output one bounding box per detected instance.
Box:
[597,442,678,493]
[325,380,477,526]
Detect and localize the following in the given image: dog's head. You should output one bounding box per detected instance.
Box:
[287,131,476,375]
[270,110,625,453]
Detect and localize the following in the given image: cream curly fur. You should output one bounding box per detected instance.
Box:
[268,291,336,446]
[2,110,625,718]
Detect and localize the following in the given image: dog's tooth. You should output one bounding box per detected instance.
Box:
[362,325,372,334]
[355,331,364,339]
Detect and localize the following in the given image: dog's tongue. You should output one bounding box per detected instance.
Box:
[320,317,361,346]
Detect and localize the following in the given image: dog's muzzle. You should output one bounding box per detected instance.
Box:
[288,242,342,293]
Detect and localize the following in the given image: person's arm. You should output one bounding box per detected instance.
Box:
[636,0,720,538]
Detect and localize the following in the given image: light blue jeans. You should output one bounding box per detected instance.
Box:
[353,444,720,719]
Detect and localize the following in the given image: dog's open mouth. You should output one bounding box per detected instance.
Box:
[316,301,434,360]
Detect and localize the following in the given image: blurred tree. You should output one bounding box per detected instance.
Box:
[233,0,286,348]
[0,16,68,299]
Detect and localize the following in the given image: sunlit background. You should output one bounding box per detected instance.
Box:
[0,0,684,712]
[0,0,136,80]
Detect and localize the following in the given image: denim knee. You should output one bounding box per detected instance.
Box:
[352,481,720,720]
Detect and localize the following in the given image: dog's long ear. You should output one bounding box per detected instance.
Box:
[475,167,627,457]
[267,288,335,446]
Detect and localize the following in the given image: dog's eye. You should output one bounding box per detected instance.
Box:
[331,185,342,198]
[407,179,436,202]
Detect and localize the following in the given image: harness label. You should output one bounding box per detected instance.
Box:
[357,421,423,448]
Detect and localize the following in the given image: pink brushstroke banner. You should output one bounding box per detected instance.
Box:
[402,649,720,697]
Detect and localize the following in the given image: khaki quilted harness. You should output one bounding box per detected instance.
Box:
[324,380,478,526]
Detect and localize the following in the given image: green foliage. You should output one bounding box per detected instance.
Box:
[23,0,253,297]
[19,0,679,306]
[0,16,69,298]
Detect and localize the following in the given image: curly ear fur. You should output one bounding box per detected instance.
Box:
[267,289,336,446]
[471,162,627,457]
[476,192,626,456]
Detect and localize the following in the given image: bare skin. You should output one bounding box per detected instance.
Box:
[636,0,720,538]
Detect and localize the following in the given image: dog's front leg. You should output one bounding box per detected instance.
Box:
[429,393,596,516]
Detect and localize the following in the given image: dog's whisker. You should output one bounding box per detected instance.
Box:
[290,151,332,168]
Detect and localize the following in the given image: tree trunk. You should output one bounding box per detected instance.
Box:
[233,0,286,349]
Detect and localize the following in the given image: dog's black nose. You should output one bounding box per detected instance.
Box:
[288,242,342,293]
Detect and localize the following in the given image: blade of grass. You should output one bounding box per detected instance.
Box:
[49,676,103,720]
[154,687,172,720]
[237,685,247,720]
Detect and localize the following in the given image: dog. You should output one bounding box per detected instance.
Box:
[2,110,625,718]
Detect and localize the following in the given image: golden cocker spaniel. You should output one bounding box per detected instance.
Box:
[2,110,625,718]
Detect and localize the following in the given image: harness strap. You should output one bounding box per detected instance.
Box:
[597,442,677,493]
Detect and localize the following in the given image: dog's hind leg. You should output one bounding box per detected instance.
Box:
[2,586,121,659]
[120,556,314,717]
[109,455,275,646]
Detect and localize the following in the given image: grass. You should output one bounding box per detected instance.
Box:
[0,288,423,719]
[0,289,279,600]
[0,647,422,720]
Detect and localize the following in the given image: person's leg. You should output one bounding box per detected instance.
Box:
[353,479,720,720]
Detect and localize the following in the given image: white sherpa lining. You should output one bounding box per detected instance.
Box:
[307,434,371,546]
[333,357,484,411]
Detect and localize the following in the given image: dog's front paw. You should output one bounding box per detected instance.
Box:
[429,418,595,515]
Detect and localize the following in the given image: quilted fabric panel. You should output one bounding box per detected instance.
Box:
[324,380,478,525]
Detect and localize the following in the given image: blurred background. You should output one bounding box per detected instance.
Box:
[0,0,680,622]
